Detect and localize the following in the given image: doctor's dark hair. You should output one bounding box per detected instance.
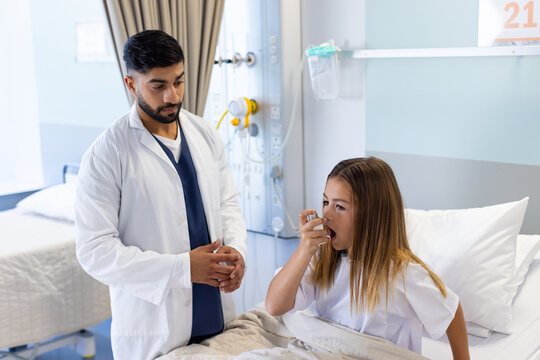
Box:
[123,30,184,74]
[310,157,447,313]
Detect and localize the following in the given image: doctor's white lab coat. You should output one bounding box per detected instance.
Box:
[74,105,247,360]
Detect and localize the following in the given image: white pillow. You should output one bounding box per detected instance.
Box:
[463,234,540,338]
[509,234,540,301]
[405,197,528,334]
[16,183,76,222]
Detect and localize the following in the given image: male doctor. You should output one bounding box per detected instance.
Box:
[75,30,247,360]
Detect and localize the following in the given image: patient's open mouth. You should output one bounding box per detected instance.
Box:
[328,228,336,240]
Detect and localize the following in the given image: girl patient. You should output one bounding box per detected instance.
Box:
[265,157,470,359]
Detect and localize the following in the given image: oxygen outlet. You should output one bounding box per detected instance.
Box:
[229,97,258,129]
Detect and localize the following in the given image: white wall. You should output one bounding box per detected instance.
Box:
[0,0,43,193]
[301,0,366,209]
[234,0,367,313]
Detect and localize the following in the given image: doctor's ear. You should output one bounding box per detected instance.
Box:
[124,75,137,97]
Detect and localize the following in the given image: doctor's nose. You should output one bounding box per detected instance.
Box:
[163,86,181,104]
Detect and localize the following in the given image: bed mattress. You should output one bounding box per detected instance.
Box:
[421,249,540,360]
[0,210,111,349]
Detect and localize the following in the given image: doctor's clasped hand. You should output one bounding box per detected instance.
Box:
[189,238,244,292]
[216,241,245,293]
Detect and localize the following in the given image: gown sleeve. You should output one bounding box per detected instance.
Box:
[404,263,459,339]
[291,263,317,312]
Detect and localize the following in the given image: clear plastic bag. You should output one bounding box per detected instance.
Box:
[305,44,339,101]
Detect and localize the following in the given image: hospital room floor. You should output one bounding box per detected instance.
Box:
[36,319,113,360]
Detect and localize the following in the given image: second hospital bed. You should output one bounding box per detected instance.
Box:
[0,180,111,357]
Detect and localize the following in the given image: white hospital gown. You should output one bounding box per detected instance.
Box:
[292,257,459,354]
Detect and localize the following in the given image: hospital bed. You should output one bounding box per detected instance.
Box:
[159,198,540,360]
[0,166,111,359]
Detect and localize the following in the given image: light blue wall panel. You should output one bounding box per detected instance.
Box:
[366,1,540,167]
[28,0,129,185]
[40,123,105,185]
[366,56,540,166]
[366,1,479,48]
[30,0,128,128]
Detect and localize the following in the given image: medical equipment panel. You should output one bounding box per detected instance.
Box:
[206,0,303,238]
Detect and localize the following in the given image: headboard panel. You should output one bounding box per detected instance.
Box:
[62,163,80,184]
[368,151,540,235]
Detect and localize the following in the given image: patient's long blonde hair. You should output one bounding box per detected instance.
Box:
[311,157,447,313]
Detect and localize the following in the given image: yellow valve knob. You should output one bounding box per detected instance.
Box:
[248,99,258,114]
[243,97,258,116]
[231,118,240,126]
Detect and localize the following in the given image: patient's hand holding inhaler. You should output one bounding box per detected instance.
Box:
[306,211,328,247]
[307,212,325,230]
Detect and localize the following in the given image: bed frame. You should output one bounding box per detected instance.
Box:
[0,163,110,360]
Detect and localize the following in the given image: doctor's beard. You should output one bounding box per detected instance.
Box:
[138,94,182,124]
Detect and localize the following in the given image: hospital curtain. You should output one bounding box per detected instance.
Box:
[103,0,225,116]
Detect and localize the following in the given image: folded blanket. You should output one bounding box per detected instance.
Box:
[158,305,428,360]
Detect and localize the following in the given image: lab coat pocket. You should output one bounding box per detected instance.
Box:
[110,288,169,337]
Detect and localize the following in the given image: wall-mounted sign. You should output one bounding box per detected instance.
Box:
[479,0,540,45]
[76,20,115,62]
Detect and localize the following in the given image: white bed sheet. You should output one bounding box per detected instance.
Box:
[0,210,111,349]
[422,249,540,360]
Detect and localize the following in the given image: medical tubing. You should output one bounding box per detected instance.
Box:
[272,177,299,233]
[216,109,229,129]
[242,53,305,164]
[222,129,237,153]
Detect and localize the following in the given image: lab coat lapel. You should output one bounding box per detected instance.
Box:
[128,104,177,170]
[140,131,175,168]
[180,112,216,241]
